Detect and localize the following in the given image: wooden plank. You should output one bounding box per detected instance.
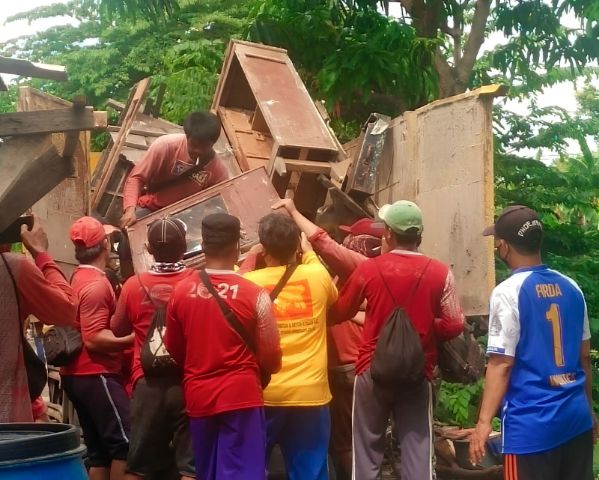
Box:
[0,143,69,232]
[107,99,126,111]
[107,125,165,137]
[274,158,332,175]
[0,108,105,136]
[218,107,251,171]
[0,56,67,81]
[62,131,80,158]
[91,78,151,209]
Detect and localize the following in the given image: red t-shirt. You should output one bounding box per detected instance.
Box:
[165,269,281,418]
[123,133,229,211]
[61,266,121,376]
[329,251,465,379]
[111,268,195,388]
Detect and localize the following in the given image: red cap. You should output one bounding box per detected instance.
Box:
[70,217,118,248]
[339,218,385,239]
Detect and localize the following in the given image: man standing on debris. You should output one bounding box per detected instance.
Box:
[242,213,338,480]
[165,213,281,480]
[272,198,383,480]
[120,111,228,227]
[1,217,77,422]
[111,217,195,480]
[329,200,464,480]
[62,216,134,480]
[470,206,596,480]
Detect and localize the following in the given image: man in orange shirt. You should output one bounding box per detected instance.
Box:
[120,111,228,227]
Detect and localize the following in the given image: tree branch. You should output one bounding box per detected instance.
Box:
[456,0,491,87]
[434,49,457,97]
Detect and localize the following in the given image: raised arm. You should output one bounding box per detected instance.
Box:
[13,219,77,326]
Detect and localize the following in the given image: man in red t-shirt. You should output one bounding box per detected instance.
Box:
[272,198,383,480]
[329,200,465,480]
[61,217,134,480]
[120,111,228,227]
[165,213,282,480]
[111,217,195,480]
[1,217,77,423]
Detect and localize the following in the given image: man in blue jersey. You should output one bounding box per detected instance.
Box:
[470,205,597,480]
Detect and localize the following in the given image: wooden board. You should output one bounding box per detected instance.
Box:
[0,56,67,81]
[17,87,92,275]
[213,41,339,166]
[0,107,106,137]
[91,78,151,210]
[375,86,501,316]
[127,168,281,273]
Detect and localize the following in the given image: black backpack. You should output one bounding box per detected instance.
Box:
[138,277,181,378]
[370,259,431,391]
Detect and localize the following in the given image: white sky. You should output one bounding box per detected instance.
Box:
[1,0,595,159]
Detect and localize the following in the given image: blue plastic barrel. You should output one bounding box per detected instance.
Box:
[0,423,87,479]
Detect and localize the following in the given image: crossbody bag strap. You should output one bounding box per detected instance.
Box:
[374,256,432,309]
[269,263,298,302]
[148,150,215,192]
[198,269,257,354]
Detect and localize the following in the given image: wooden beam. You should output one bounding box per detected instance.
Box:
[0,56,67,82]
[107,125,164,137]
[0,136,71,231]
[92,78,151,209]
[62,131,80,158]
[0,108,107,137]
[107,98,126,112]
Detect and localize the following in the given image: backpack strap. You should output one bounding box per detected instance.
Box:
[269,263,298,302]
[198,269,257,355]
[375,256,431,309]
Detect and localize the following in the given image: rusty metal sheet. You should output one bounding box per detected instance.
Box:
[127,167,281,273]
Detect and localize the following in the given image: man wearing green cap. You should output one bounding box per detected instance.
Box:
[329,200,464,480]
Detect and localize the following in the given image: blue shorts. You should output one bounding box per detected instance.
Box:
[266,405,331,480]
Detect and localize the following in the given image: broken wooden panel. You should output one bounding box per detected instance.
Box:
[375,85,503,316]
[345,113,391,198]
[17,87,93,274]
[0,56,67,82]
[0,108,106,137]
[0,136,71,232]
[213,40,340,171]
[127,168,281,273]
[91,78,151,211]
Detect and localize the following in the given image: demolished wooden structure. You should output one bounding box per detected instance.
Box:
[0,59,106,233]
[212,40,346,217]
[17,87,94,276]
[91,78,241,225]
[127,168,280,273]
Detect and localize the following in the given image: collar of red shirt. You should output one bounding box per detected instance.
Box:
[390,249,422,256]
[77,264,106,274]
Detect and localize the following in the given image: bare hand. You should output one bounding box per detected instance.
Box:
[272,198,297,215]
[300,232,313,253]
[20,216,49,257]
[469,422,492,466]
[249,243,265,256]
[120,207,137,228]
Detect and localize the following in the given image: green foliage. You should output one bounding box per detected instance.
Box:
[0,0,251,125]
[249,0,439,119]
[436,381,484,428]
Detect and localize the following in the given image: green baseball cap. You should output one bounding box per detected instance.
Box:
[378,200,423,234]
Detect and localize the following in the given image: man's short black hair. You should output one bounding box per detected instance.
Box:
[75,243,104,264]
[183,111,221,144]
[507,233,543,256]
[259,213,300,264]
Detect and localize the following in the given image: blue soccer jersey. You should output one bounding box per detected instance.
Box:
[487,265,592,454]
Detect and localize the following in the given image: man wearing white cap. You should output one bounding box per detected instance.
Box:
[329,200,465,480]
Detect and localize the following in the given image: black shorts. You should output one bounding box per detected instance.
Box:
[504,429,593,480]
[126,377,195,478]
[62,374,131,468]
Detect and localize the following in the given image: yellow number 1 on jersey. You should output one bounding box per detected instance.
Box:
[546,303,565,367]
